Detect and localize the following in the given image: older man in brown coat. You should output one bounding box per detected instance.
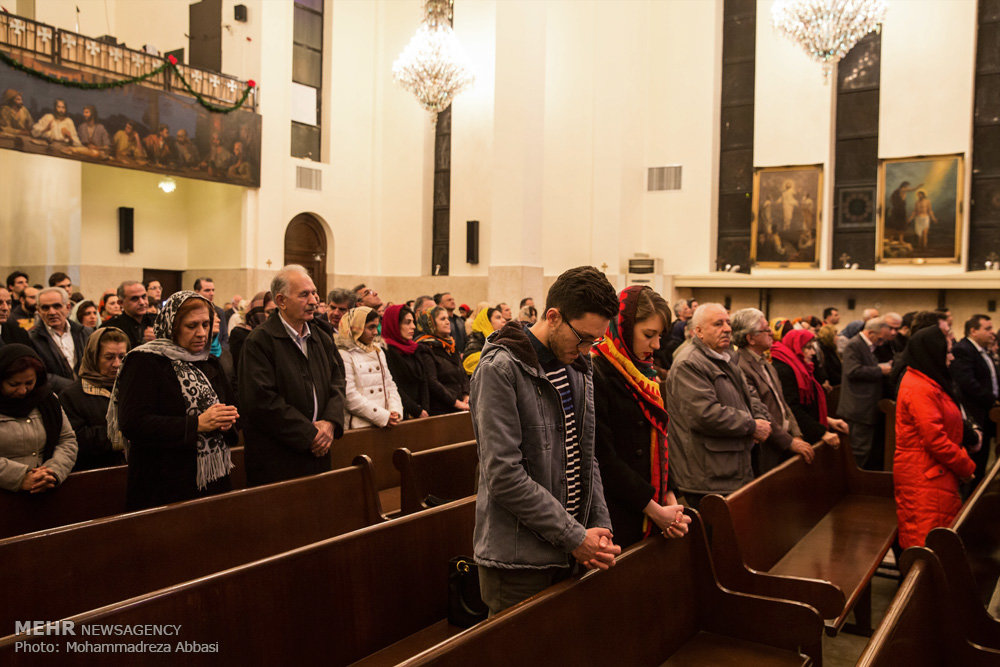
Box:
[665,303,772,509]
[731,308,815,475]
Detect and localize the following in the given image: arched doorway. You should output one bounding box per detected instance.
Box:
[284,214,328,298]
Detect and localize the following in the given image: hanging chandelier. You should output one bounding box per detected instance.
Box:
[392,0,475,115]
[771,0,887,76]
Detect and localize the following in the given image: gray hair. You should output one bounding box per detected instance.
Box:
[673,299,688,317]
[271,264,310,298]
[37,286,69,305]
[864,316,888,332]
[691,302,727,330]
[117,279,143,300]
[883,311,902,326]
[327,287,355,307]
[731,307,765,348]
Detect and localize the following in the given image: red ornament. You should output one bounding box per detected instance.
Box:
[248,79,256,88]
[167,54,177,65]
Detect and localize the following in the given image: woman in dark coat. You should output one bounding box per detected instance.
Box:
[59,326,130,470]
[592,285,690,548]
[110,291,239,510]
[771,329,849,447]
[382,305,431,419]
[415,306,469,415]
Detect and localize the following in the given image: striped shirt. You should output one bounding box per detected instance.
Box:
[545,365,582,517]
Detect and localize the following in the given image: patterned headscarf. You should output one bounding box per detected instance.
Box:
[591,286,669,535]
[415,306,456,355]
[336,306,379,354]
[79,326,129,390]
[108,291,232,489]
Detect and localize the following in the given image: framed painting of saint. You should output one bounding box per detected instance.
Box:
[750,164,823,268]
[877,154,963,264]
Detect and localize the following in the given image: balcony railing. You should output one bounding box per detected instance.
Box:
[0,12,256,111]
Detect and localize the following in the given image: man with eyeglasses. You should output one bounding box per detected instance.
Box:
[470,265,622,616]
[29,286,89,394]
[665,303,772,510]
[102,280,155,347]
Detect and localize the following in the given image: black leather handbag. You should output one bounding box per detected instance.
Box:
[447,557,488,628]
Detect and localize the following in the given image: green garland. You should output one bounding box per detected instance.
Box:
[0,49,256,114]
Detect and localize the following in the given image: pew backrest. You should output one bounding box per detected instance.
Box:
[2,498,476,666]
[394,440,478,514]
[0,456,383,637]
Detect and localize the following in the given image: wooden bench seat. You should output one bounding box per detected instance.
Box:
[923,456,1000,651]
[0,411,473,539]
[700,435,896,637]
[0,456,383,638]
[402,511,823,667]
[2,498,476,665]
[857,548,1000,666]
[351,620,466,667]
[394,440,478,515]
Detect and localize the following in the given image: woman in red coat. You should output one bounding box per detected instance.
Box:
[894,326,976,549]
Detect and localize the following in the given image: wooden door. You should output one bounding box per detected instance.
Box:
[284,214,327,298]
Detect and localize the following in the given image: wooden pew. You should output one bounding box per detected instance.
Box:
[0,412,472,540]
[700,435,897,636]
[403,510,824,666]
[922,455,1000,651]
[857,548,1000,666]
[878,398,896,472]
[0,457,383,638]
[394,440,478,515]
[2,498,476,666]
[332,411,474,514]
[0,446,245,541]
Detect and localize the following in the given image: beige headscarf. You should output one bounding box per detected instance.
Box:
[336,306,379,354]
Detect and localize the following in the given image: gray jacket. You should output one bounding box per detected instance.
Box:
[838,333,883,425]
[471,323,611,570]
[665,337,769,495]
[0,408,78,491]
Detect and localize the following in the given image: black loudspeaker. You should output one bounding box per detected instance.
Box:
[723,295,732,311]
[234,4,247,21]
[466,220,479,264]
[937,290,947,311]
[847,297,856,310]
[118,207,134,254]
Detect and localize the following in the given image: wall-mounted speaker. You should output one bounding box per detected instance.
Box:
[234,4,247,22]
[119,207,134,254]
[723,295,732,311]
[466,220,479,264]
[847,297,856,310]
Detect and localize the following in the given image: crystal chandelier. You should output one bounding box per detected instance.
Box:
[771,0,887,76]
[392,0,475,115]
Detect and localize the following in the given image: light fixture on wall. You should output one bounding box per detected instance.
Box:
[158,177,177,194]
[392,0,475,117]
[771,0,887,77]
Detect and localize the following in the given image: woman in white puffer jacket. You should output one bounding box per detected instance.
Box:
[336,306,403,429]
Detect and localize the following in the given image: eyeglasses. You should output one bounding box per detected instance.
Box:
[752,328,773,336]
[561,312,604,350]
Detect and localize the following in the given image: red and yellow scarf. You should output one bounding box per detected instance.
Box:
[591,286,669,537]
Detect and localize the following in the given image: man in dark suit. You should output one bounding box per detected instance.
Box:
[102,280,155,347]
[28,287,89,393]
[731,308,814,474]
[839,317,892,468]
[952,314,998,482]
[0,287,31,347]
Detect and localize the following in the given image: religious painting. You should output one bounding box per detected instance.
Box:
[750,164,823,267]
[0,54,261,187]
[877,154,963,264]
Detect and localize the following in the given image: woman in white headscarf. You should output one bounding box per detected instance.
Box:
[109,291,239,510]
[337,306,403,429]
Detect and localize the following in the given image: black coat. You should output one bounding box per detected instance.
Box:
[1,322,31,347]
[101,313,155,348]
[117,352,238,510]
[818,342,841,387]
[418,344,469,415]
[592,355,657,548]
[773,359,828,444]
[28,319,89,394]
[238,312,346,486]
[951,338,999,432]
[385,345,431,419]
[59,380,125,471]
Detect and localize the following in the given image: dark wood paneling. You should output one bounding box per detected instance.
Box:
[721,104,754,150]
[432,105,452,275]
[835,137,878,183]
[836,89,879,138]
[971,8,1000,269]
[973,124,1000,174]
[718,192,753,234]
